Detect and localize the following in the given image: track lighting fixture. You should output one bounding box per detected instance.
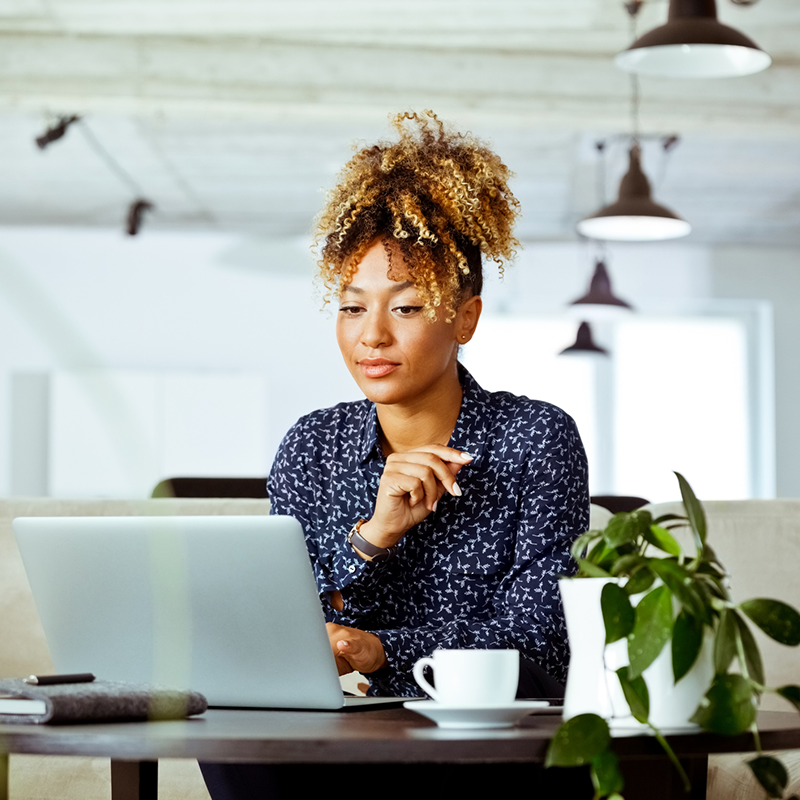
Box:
[126,200,154,236]
[35,115,81,150]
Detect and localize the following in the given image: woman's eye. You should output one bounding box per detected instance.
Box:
[338,305,364,315]
[394,305,423,316]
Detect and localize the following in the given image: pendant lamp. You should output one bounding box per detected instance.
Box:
[569,259,634,319]
[559,322,609,356]
[576,144,691,242]
[615,0,771,79]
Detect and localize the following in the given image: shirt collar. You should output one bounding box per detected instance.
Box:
[448,363,489,466]
[357,402,381,465]
[356,363,490,466]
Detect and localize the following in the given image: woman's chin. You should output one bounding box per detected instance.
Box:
[358,384,406,406]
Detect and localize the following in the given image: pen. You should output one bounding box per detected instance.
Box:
[24,673,96,686]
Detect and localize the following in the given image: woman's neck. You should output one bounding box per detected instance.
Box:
[376,371,463,456]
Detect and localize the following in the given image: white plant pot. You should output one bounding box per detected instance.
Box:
[559,577,714,731]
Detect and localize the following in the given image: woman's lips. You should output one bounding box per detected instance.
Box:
[358,359,399,378]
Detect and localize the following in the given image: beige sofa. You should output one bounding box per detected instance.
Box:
[2,498,799,798]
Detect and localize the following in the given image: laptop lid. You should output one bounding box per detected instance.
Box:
[12,515,348,710]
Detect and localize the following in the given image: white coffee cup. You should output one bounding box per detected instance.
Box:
[412,649,519,706]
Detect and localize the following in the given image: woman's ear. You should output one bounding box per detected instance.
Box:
[456,295,483,345]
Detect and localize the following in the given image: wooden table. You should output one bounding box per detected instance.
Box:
[1,708,799,800]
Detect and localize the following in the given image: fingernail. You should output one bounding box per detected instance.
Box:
[452,482,462,497]
[460,452,474,461]
[432,499,439,513]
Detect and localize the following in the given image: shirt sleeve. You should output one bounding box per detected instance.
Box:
[367,409,589,692]
[267,414,388,617]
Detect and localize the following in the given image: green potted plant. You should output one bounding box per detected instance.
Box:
[546,472,800,799]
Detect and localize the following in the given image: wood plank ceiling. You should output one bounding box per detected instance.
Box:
[0,0,798,245]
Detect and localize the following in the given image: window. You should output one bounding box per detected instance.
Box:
[462,303,773,502]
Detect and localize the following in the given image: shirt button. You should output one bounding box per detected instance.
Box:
[348,565,356,573]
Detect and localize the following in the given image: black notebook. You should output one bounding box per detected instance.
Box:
[0,678,207,725]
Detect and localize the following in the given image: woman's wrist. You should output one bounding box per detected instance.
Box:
[359,519,404,550]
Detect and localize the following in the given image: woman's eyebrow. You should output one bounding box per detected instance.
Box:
[341,280,414,296]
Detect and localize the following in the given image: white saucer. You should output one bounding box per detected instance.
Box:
[403,700,553,729]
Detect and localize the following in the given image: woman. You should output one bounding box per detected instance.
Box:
[268,110,588,697]
[201,111,588,798]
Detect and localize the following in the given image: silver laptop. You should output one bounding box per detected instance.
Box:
[12,515,395,710]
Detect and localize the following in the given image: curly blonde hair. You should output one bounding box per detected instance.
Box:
[314,110,520,320]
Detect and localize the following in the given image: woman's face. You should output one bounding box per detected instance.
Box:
[336,239,481,408]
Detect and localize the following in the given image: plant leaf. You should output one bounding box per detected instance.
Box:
[734,612,765,686]
[740,598,800,646]
[571,530,602,561]
[702,542,723,569]
[674,471,706,550]
[627,585,674,679]
[673,609,703,683]
[609,553,647,577]
[602,582,635,644]
[545,713,611,767]
[653,513,688,526]
[577,558,611,578]
[591,749,625,797]
[586,538,622,572]
[616,666,650,723]
[690,674,757,735]
[714,608,738,675]
[695,568,728,601]
[776,685,800,713]
[604,513,640,549]
[643,524,682,557]
[648,559,709,622]
[747,755,788,798]
[624,566,656,596]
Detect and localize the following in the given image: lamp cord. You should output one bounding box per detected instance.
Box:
[630,74,642,145]
[628,8,641,145]
[76,119,147,199]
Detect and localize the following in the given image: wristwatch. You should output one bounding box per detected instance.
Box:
[347,519,397,562]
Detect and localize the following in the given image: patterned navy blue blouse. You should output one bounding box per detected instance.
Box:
[267,364,589,697]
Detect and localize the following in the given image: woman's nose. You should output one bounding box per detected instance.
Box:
[360,310,391,348]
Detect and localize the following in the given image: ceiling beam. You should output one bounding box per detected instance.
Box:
[2,33,798,136]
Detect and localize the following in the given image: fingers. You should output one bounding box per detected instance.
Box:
[408,444,475,467]
[385,449,473,504]
[362,446,474,549]
[382,459,445,512]
[333,652,353,676]
[327,623,355,676]
[327,623,387,674]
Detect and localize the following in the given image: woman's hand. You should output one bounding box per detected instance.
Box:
[326,623,388,675]
[358,445,472,552]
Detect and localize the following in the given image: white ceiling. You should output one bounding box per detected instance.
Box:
[0,0,798,246]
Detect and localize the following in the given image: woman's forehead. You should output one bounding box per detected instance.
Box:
[340,242,416,294]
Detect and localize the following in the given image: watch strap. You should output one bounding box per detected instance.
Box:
[347,519,397,562]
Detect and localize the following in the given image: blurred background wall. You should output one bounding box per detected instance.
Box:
[1,0,798,502]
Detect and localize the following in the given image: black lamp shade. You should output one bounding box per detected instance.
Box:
[570,259,634,312]
[577,145,691,242]
[615,0,771,78]
[560,322,609,356]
